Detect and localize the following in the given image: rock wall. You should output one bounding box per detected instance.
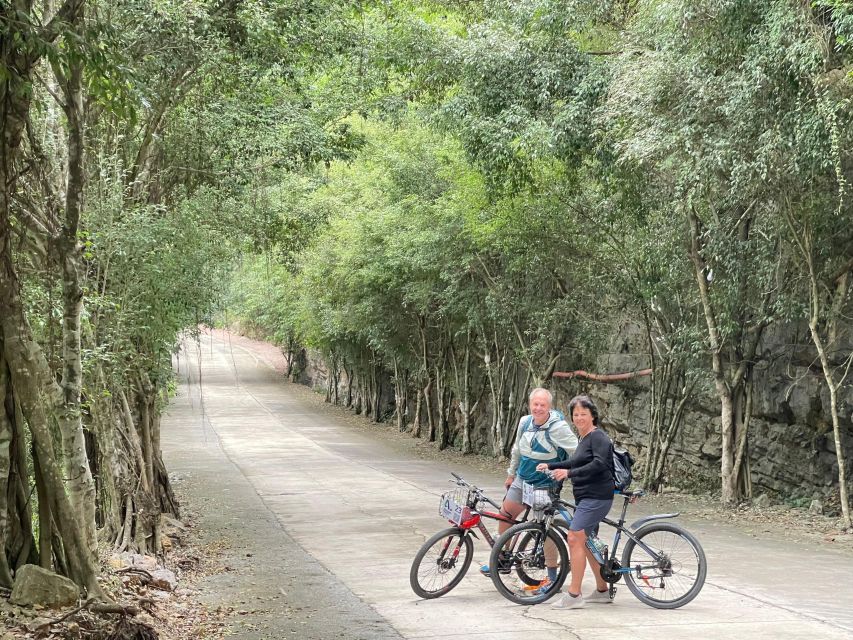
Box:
[299,321,853,505]
[590,320,853,503]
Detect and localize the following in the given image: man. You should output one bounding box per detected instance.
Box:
[481,387,578,586]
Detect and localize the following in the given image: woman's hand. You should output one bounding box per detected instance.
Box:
[550,469,569,481]
[536,463,549,472]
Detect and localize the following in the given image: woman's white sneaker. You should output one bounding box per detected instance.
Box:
[587,589,613,603]
[551,592,586,609]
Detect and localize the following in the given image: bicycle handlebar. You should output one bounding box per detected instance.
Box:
[482,495,502,510]
[451,473,478,494]
[449,472,504,510]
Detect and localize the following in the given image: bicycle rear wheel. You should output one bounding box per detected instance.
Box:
[621,522,706,609]
[410,527,474,599]
[489,522,569,605]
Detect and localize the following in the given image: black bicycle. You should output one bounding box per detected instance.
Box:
[490,487,706,608]
[410,473,570,599]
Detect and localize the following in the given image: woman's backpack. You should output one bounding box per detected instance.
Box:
[613,444,635,492]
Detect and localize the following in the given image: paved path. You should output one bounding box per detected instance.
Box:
[162,333,853,640]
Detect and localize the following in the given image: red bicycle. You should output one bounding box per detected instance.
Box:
[409,472,570,599]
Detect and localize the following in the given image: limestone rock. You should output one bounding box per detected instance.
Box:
[809,499,823,515]
[150,568,178,591]
[753,494,771,508]
[110,552,158,572]
[10,564,79,609]
[26,618,52,633]
[161,515,187,533]
[132,554,158,572]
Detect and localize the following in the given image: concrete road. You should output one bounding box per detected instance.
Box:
[162,333,853,640]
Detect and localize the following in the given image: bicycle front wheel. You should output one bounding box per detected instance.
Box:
[621,522,706,609]
[410,527,474,599]
[515,519,571,586]
[489,522,569,605]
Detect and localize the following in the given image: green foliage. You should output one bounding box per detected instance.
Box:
[8,0,847,470]
[217,0,853,482]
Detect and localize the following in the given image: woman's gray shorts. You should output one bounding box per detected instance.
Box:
[569,497,613,536]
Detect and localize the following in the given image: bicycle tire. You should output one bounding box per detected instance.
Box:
[515,519,571,586]
[514,531,543,586]
[410,527,474,599]
[489,521,569,605]
[621,522,706,609]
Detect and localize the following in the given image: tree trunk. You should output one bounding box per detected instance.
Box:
[482,340,499,456]
[0,355,15,586]
[137,382,156,508]
[688,208,762,504]
[0,260,101,594]
[503,366,531,457]
[648,379,694,490]
[371,359,382,422]
[344,364,353,408]
[434,363,449,449]
[453,341,479,455]
[89,388,123,543]
[32,445,54,570]
[118,389,151,491]
[393,359,407,432]
[411,386,422,439]
[808,270,852,527]
[424,377,435,442]
[331,358,340,405]
[11,398,36,570]
[53,23,97,555]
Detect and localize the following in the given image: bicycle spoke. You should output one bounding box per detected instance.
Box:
[410,528,473,598]
[489,523,569,605]
[623,523,706,608]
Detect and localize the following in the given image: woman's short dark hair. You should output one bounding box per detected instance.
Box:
[568,394,600,426]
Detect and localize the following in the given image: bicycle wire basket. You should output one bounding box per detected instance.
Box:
[521,482,553,511]
[438,487,474,525]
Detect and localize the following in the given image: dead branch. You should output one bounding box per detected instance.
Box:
[37,598,139,631]
[553,368,653,382]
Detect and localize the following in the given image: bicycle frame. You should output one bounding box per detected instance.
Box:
[465,495,570,546]
[464,507,528,546]
[439,474,532,549]
[550,492,679,576]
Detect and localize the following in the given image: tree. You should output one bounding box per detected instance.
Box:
[604,0,853,504]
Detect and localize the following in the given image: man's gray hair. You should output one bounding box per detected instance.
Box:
[528,387,553,405]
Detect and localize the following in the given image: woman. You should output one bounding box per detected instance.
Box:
[537,394,614,609]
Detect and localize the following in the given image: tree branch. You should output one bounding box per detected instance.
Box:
[553,368,653,382]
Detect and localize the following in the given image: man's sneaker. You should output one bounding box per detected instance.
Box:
[479,558,512,577]
[551,592,586,609]
[587,588,613,603]
[522,578,551,594]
